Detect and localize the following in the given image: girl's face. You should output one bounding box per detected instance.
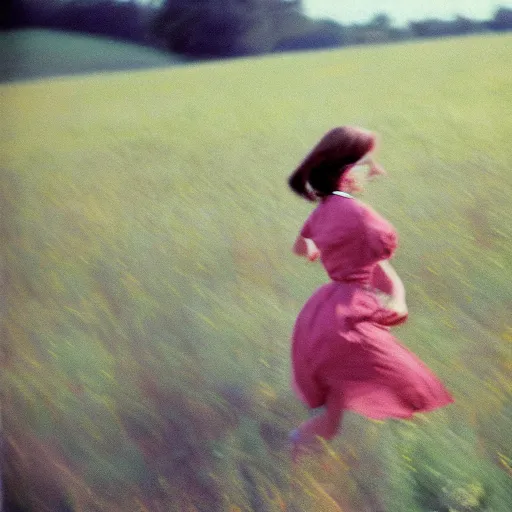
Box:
[339,153,386,194]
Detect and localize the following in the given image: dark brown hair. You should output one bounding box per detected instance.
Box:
[288,126,376,201]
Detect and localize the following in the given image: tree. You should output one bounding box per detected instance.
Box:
[452,15,476,35]
[369,13,392,30]
[1,1,154,45]
[489,7,512,31]
[46,1,148,43]
[1,0,27,28]
[274,19,345,52]
[409,19,453,38]
[153,0,302,58]
[0,0,57,28]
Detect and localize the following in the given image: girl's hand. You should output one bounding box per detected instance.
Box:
[305,239,321,261]
[375,290,408,316]
[293,236,321,261]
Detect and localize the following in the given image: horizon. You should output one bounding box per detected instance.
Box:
[302,1,510,27]
[131,0,511,27]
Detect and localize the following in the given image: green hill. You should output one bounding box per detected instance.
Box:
[2,33,511,511]
[0,29,186,83]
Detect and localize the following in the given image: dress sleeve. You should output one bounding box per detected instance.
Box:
[362,206,398,262]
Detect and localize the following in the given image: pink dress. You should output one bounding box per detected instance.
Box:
[291,194,454,419]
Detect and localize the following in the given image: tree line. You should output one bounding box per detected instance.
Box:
[2,0,512,59]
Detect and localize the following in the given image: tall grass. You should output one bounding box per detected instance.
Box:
[1,33,511,511]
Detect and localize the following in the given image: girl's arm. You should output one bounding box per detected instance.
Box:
[374,260,407,314]
[293,236,320,262]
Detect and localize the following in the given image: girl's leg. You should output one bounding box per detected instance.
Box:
[308,405,326,418]
[291,388,344,460]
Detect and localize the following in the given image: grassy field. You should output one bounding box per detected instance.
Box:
[0,29,186,83]
[1,33,512,511]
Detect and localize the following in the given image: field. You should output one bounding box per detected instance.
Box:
[0,29,185,83]
[1,33,512,511]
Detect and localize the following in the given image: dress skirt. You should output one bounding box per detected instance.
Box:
[291,282,454,419]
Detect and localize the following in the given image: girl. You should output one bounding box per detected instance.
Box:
[288,126,453,459]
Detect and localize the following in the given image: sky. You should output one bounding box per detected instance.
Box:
[302,0,510,26]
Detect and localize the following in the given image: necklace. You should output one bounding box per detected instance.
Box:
[332,191,353,199]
